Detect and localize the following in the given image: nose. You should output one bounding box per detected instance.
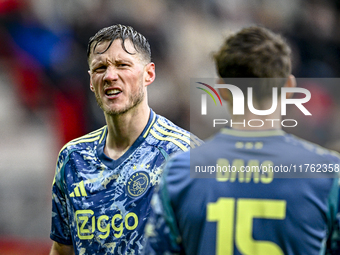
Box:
[104,66,118,82]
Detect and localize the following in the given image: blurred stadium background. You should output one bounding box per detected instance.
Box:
[0,0,340,254]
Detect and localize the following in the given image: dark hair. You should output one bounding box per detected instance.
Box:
[214,26,292,99]
[87,24,151,64]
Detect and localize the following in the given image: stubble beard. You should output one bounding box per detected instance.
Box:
[94,83,145,117]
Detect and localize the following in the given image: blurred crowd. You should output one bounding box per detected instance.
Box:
[0,0,340,247]
[1,0,340,146]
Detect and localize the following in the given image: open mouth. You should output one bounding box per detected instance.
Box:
[105,89,122,96]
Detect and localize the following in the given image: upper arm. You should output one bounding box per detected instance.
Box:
[51,149,73,244]
[50,242,74,255]
[325,179,340,254]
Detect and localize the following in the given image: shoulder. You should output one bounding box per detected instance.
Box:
[145,114,203,154]
[57,126,107,158]
[283,133,340,164]
[53,126,106,190]
[166,150,191,171]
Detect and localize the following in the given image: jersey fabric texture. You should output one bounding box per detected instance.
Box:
[50,109,202,255]
[144,128,340,255]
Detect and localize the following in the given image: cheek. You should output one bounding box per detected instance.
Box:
[91,75,103,88]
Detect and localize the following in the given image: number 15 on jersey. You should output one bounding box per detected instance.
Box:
[207,198,287,255]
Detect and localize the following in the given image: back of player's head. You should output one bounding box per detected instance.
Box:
[214,26,292,99]
[87,24,151,65]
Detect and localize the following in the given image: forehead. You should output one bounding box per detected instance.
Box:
[89,39,141,64]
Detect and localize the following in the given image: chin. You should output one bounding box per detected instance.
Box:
[104,106,130,116]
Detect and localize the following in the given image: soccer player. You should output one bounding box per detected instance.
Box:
[143,26,340,255]
[49,24,202,255]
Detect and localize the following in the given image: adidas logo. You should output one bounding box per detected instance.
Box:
[70,180,88,197]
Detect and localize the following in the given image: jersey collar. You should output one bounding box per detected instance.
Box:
[220,128,285,137]
[97,109,157,169]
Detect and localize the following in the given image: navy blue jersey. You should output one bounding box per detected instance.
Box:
[144,128,340,255]
[50,109,202,254]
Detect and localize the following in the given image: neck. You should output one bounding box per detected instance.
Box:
[104,103,150,160]
[230,99,282,131]
[231,114,281,131]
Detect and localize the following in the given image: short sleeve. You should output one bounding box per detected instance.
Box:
[50,151,73,245]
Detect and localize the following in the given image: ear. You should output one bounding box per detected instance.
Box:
[88,70,94,92]
[144,62,156,86]
[218,88,230,101]
[216,78,230,102]
[284,74,296,99]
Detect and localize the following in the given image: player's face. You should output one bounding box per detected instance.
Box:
[88,39,154,116]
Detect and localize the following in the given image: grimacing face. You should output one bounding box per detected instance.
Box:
[88,39,154,116]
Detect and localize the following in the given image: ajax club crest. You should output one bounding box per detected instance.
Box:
[126,171,150,198]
